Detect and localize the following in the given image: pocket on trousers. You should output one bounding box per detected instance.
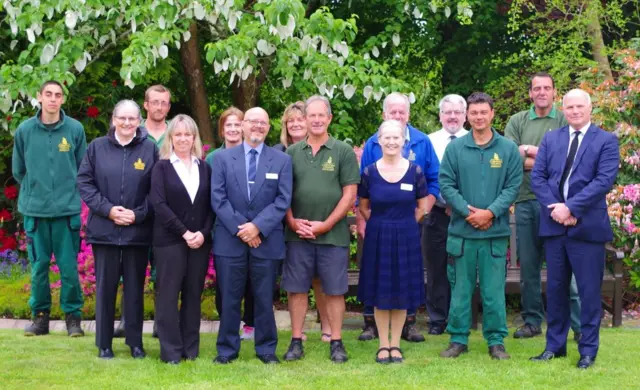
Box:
[490,238,508,258]
[67,214,82,231]
[23,216,38,234]
[446,235,465,257]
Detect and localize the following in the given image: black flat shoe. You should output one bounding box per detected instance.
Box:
[375,347,390,364]
[428,325,445,335]
[530,350,567,362]
[130,346,146,359]
[577,355,596,369]
[98,348,114,359]
[163,359,180,365]
[389,347,404,363]
[257,354,280,364]
[213,355,238,364]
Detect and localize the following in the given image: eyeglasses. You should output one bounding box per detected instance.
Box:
[441,110,465,116]
[148,100,170,107]
[114,116,140,123]
[245,119,269,127]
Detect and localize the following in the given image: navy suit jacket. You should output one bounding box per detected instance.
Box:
[531,124,619,243]
[211,144,292,259]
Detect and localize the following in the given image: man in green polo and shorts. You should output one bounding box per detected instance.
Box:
[439,92,522,360]
[13,80,87,337]
[504,72,582,341]
[282,95,360,363]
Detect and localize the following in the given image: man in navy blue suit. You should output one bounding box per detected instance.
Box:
[211,107,293,364]
[530,89,619,369]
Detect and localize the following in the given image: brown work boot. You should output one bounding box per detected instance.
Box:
[24,311,50,336]
[440,342,468,358]
[489,345,510,360]
[401,315,425,342]
[65,313,85,337]
[358,315,378,341]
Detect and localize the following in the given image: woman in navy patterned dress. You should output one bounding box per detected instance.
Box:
[358,120,429,364]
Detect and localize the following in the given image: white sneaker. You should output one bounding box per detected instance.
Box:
[240,325,255,340]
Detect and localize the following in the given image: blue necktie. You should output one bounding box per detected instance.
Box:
[248,149,257,197]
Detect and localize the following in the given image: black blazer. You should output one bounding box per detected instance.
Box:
[149,158,214,247]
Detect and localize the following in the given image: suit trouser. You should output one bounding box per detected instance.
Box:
[93,244,148,349]
[447,237,509,347]
[155,241,210,362]
[216,253,278,357]
[24,215,83,317]
[515,200,581,331]
[544,236,604,357]
[423,207,451,327]
[215,274,255,327]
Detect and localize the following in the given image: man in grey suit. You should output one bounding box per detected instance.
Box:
[211,107,293,364]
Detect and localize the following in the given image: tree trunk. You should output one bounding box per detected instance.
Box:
[231,61,271,111]
[586,2,613,81]
[180,22,215,145]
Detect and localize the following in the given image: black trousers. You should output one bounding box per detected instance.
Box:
[93,244,148,349]
[423,206,451,327]
[215,254,278,357]
[215,274,254,327]
[154,241,211,362]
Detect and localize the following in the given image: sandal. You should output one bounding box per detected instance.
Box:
[320,333,332,343]
[375,347,391,364]
[389,347,404,363]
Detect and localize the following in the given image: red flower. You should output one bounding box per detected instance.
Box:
[0,209,12,223]
[112,80,118,87]
[0,228,6,238]
[6,115,11,122]
[87,106,100,118]
[1,235,17,250]
[4,185,18,200]
[87,96,94,103]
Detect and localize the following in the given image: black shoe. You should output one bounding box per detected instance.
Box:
[130,346,146,359]
[577,355,596,369]
[513,324,542,339]
[182,355,197,361]
[113,318,125,338]
[440,342,468,358]
[98,348,115,359]
[530,349,567,361]
[488,345,511,360]
[428,325,445,335]
[152,321,158,338]
[375,348,390,364]
[330,340,348,363]
[401,322,425,343]
[283,339,304,361]
[65,313,85,337]
[24,311,49,336]
[389,347,404,363]
[213,355,238,364]
[257,354,280,364]
[164,359,180,365]
[358,323,378,341]
[574,332,582,343]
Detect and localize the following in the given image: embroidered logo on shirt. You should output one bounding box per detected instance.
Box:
[133,158,145,170]
[58,137,70,152]
[321,156,335,172]
[408,149,416,161]
[490,153,503,168]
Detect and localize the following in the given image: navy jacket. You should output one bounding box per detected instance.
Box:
[211,144,292,259]
[531,124,619,242]
[77,128,158,246]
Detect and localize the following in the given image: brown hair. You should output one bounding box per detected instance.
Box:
[217,106,244,139]
[280,101,305,147]
[144,84,171,101]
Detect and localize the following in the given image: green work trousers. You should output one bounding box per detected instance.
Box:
[446,236,508,347]
[24,215,83,317]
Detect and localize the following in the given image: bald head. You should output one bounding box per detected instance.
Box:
[563,89,592,130]
[243,107,270,147]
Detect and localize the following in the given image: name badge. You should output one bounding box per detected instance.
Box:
[400,183,413,191]
[266,173,278,180]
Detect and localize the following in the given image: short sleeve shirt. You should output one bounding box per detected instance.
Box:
[286,136,360,247]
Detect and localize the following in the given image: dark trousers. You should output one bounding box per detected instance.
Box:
[544,236,605,357]
[424,207,451,327]
[93,244,148,349]
[154,241,211,362]
[215,254,278,357]
[215,275,254,327]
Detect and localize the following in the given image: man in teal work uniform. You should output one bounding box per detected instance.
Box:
[13,80,87,337]
[504,72,582,341]
[439,92,522,360]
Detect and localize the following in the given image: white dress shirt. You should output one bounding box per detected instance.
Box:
[170,152,200,203]
[563,122,590,200]
[429,128,469,207]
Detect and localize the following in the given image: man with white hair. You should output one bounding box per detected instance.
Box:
[530,89,619,369]
[356,92,439,342]
[424,94,469,335]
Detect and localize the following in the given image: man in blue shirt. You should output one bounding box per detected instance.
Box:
[356,92,439,342]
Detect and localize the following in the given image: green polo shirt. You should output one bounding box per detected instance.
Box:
[504,105,567,203]
[141,119,167,146]
[286,136,360,247]
[205,144,225,167]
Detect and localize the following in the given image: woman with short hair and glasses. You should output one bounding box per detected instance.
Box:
[77,100,158,360]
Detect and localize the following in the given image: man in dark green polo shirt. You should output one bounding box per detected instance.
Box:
[282,95,360,363]
[504,72,582,341]
[439,92,522,360]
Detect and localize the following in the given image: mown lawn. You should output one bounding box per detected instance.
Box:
[1,328,639,389]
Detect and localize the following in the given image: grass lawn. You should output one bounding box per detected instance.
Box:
[1,328,639,389]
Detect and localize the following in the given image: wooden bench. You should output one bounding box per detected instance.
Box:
[346,214,624,328]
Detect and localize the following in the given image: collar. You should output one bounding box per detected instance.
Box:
[36,108,66,130]
[302,136,336,150]
[438,127,467,138]
[114,131,134,146]
[243,141,265,155]
[405,125,411,142]
[464,128,500,149]
[170,152,199,165]
[569,122,591,135]
[528,105,558,120]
